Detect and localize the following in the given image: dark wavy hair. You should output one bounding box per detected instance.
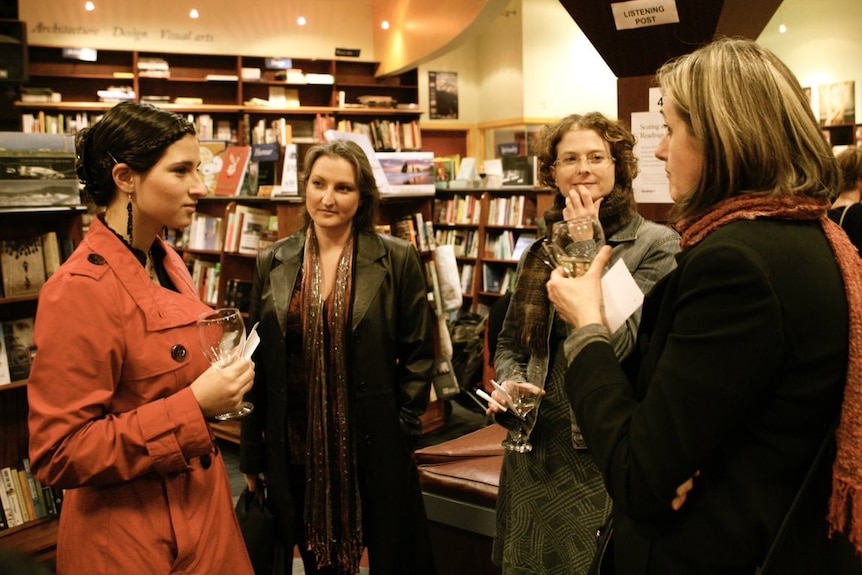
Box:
[75,102,196,206]
[299,140,380,232]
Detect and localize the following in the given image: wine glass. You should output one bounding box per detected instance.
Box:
[196,307,254,421]
[498,363,545,453]
[542,217,605,277]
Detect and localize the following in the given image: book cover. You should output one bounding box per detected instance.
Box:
[392,216,418,248]
[0,323,11,386]
[1,237,47,297]
[501,156,535,186]
[376,152,436,197]
[511,233,537,262]
[237,208,273,255]
[213,146,252,197]
[275,143,299,196]
[3,317,35,381]
[430,356,460,399]
[199,140,229,194]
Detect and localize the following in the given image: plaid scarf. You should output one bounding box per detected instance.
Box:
[301,227,363,572]
[676,193,862,554]
[512,185,635,356]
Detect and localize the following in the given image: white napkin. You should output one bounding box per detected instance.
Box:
[601,260,644,333]
[242,322,260,360]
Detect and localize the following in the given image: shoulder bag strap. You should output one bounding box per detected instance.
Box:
[838,204,852,228]
[756,422,837,574]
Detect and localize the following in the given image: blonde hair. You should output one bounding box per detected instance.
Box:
[656,37,838,221]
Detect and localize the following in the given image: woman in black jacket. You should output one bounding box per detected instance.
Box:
[547,38,862,574]
[240,140,436,575]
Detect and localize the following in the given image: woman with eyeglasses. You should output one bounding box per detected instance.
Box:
[486,112,680,574]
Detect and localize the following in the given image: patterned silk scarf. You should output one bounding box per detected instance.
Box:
[676,193,862,554]
[300,226,363,572]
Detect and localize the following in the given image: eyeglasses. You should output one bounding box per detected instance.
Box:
[553,154,613,168]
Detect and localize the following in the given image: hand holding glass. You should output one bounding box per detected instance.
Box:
[498,363,545,453]
[543,217,605,277]
[196,307,254,420]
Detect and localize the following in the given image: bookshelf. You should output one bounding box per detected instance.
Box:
[432,185,555,314]
[16,46,424,152]
[0,205,87,563]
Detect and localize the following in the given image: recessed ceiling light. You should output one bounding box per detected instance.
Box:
[297,15,307,26]
[190,8,200,19]
[84,1,95,11]
[381,20,390,30]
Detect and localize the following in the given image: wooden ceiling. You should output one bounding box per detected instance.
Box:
[556,0,783,78]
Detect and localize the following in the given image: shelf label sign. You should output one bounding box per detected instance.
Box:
[611,0,679,31]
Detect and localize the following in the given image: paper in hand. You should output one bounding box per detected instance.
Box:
[601,260,644,333]
[242,322,260,360]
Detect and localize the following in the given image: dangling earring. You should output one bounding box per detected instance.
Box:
[126,193,134,241]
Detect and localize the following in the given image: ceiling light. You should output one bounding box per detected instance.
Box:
[381,20,390,30]
[189,8,200,19]
[297,15,306,26]
[84,1,95,11]
[778,23,787,33]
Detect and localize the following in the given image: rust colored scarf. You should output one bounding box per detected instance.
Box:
[676,193,862,554]
[300,226,363,572]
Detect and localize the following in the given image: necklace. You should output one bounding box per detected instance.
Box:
[146,251,160,286]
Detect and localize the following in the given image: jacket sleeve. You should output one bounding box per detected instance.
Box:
[394,242,435,443]
[566,240,783,521]
[28,273,212,489]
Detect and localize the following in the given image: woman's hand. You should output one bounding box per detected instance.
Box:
[562,185,602,221]
[190,358,255,419]
[546,245,611,329]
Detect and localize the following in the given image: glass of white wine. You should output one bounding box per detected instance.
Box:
[196,307,254,421]
[542,217,605,277]
[498,363,545,453]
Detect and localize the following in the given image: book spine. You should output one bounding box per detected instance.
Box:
[0,468,17,527]
[17,469,36,522]
[1,467,24,526]
[22,458,46,519]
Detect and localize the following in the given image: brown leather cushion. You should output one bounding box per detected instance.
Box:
[417,454,503,508]
[414,424,506,465]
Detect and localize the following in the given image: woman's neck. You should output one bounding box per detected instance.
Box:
[314,224,353,252]
[832,188,861,209]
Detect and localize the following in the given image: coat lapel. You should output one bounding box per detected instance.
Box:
[270,235,304,337]
[351,233,387,331]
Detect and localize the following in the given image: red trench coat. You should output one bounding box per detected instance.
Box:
[27,218,253,575]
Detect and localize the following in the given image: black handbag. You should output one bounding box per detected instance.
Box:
[235,485,276,575]
[587,514,615,575]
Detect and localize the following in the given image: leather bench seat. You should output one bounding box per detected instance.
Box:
[415,425,506,508]
[415,424,506,574]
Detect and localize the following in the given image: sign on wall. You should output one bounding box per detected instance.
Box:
[611,0,680,31]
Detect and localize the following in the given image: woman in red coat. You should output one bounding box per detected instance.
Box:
[27,102,255,575]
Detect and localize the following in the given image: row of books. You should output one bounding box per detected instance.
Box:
[435,228,480,259]
[20,111,103,135]
[186,257,220,306]
[183,213,224,252]
[433,195,483,225]
[486,195,536,227]
[482,264,515,295]
[223,206,278,255]
[0,459,63,530]
[483,231,536,261]
[0,316,35,386]
[391,212,435,252]
[333,119,423,152]
[0,233,67,299]
[223,279,253,312]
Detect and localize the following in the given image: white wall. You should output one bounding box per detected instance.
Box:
[758,0,862,125]
[420,0,862,128]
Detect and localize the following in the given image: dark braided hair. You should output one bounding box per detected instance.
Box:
[75,102,196,206]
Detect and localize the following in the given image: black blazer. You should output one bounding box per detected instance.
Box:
[240,229,436,573]
[567,219,860,574]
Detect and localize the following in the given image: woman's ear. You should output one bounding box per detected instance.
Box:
[112,162,135,193]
